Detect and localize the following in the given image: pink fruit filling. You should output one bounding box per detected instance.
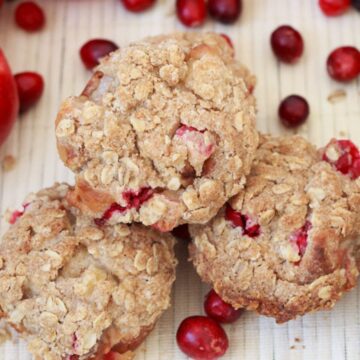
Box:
[323,139,360,179]
[225,204,260,238]
[175,125,215,159]
[9,203,30,224]
[290,221,312,258]
[95,187,153,226]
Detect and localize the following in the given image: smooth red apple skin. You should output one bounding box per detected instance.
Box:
[0,49,19,146]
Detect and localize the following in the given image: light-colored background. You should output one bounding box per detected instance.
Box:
[0,0,360,359]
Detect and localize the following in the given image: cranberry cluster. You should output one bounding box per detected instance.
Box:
[176,0,241,27]
[177,289,242,359]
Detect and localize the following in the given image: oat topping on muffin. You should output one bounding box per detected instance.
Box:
[190,135,360,323]
[55,32,258,231]
[0,183,177,360]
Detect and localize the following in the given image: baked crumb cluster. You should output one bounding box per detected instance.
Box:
[56,33,258,231]
[0,184,177,360]
[190,135,360,322]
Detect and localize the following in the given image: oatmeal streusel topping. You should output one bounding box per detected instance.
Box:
[0,184,177,360]
[190,135,360,323]
[55,32,258,231]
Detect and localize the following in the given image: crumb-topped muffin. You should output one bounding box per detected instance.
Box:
[55,32,258,232]
[0,183,177,360]
[189,135,360,323]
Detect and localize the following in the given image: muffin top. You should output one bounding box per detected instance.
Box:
[190,135,360,322]
[0,183,177,360]
[55,32,258,231]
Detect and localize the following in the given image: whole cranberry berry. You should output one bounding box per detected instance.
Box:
[204,289,243,324]
[270,25,304,63]
[121,0,156,12]
[15,2,45,32]
[177,316,229,359]
[279,95,310,128]
[208,0,242,24]
[352,0,360,10]
[14,72,44,113]
[327,46,360,82]
[319,0,350,16]
[176,0,206,27]
[80,39,119,70]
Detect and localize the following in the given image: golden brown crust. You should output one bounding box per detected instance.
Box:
[55,32,259,231]
[67,178,115,214]
[0,183,177,359]
[190,135,360,323]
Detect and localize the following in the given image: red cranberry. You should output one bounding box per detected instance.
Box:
[15,2,45,32]
[9,210,24,224]
[290,221,311,258]
[352,0,360,10]
[121,0,156,12]
[95,203,126,226]
[176,316,229,359]
[208,0,242,24]
[270,25,304,63]
[323,139,360,179]
[122,187,154,210]
[204,289,242,324]
[220,33,234,49]
[279,95,309,128]
[176,0,206,27]
[171,224,191,241]
[14,72,44,113]
[327,46,360,82]
[225,204,260,238]
[80,39,119,70]
[9,203,29,224]
[319,0,350,16]
[103,352,118,360]
[95,188,153,226]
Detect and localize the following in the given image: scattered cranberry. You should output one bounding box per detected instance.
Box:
[270,25,304,63]
[319,0,350,16]
[15,2,45,32]
[95,188,153,226]
[80,39,119,70]
[225,204,260,238]
[290,221,311,258]
[323,139,360,179]
[14,72,44,113]
[208,0,242,24]
[172,224,191,241]
[204,289,243,324]
[176,0,206,27]
[177,316,229,359]
[278,95,309,128]
[0,50,19,147]
[9,210,24,224]
[220,33,234,49]
[326,46,360,82]
[121,0,156,12]
[352,0,360,10]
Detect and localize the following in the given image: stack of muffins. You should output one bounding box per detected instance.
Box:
[1,32,360,360]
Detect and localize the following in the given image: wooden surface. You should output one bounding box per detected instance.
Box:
[0,0,360,359]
